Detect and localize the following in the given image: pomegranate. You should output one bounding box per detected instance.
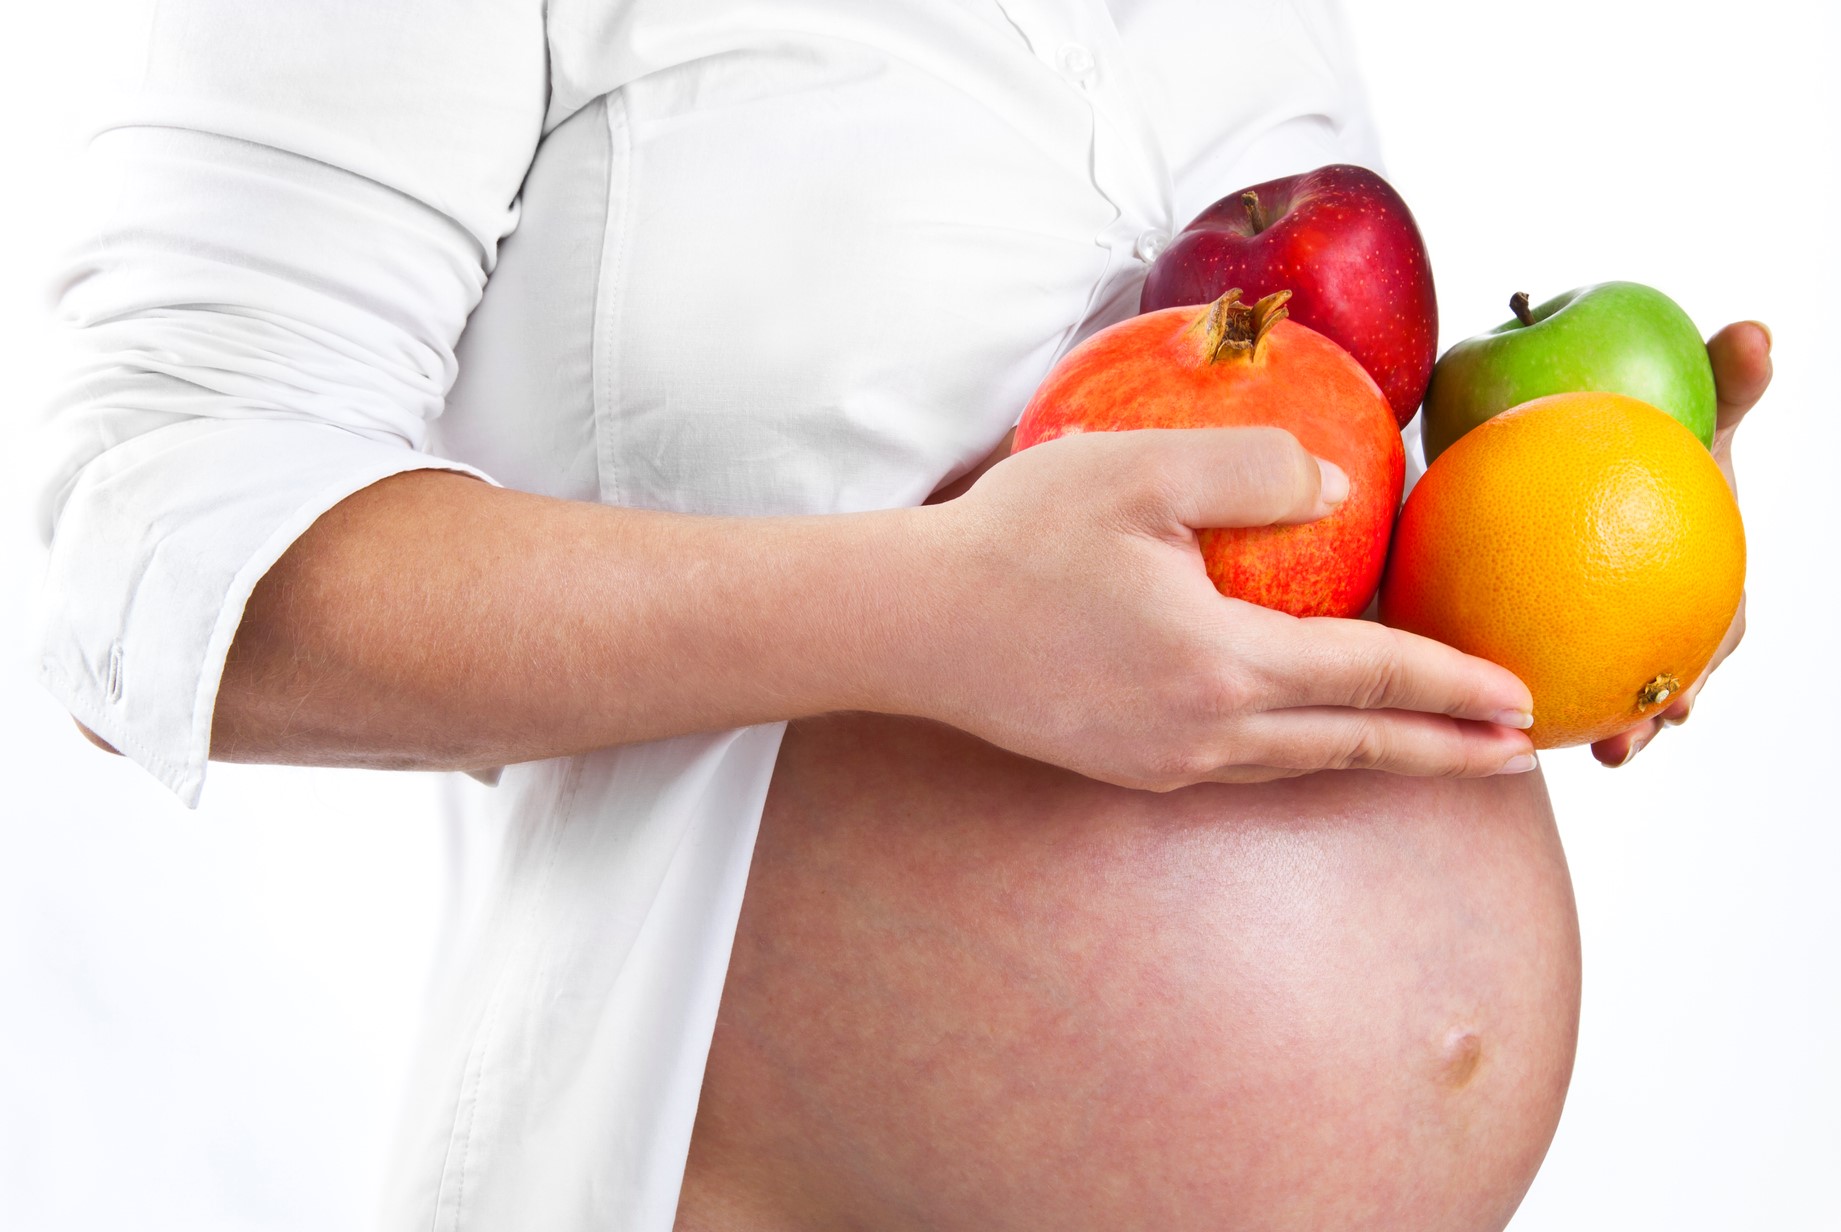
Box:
[1012,289,1404,617]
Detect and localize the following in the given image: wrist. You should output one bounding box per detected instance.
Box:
[810,500,975,721]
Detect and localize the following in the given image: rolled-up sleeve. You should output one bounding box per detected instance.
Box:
[33,0,549,805]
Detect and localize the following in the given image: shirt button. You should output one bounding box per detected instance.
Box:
[1056,42,1097,89]
[1133,230,1168,263]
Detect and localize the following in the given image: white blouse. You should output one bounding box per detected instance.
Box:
[35,1,1385,1227]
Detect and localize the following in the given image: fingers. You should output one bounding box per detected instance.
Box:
[1208,708,1536,780]
[1129,426,1349,529]
[1250,613,1534,725]
[1707,320,1773,435]
[1591,720,1657,768]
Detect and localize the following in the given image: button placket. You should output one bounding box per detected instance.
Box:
[994,1,1177,355]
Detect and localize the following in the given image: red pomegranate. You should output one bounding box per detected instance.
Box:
[1012,289,1404,618]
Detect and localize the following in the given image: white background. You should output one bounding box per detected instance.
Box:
[2,2,1835,1229]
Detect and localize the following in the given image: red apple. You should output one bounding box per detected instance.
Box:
[1141,164,1437,429]
[1013,289,1403,618]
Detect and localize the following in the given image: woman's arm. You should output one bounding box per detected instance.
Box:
[208,469,929,770]
[204,426,1538,792]
[72,428,1006,763]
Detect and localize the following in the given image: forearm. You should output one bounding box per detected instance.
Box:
[210,469,946,771]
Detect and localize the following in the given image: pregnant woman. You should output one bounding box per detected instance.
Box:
[38,1,1763,1229]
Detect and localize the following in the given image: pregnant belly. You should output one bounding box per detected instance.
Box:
[678,711,1581,1232]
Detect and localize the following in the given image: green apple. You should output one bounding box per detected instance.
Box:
[1420,281,1716,464]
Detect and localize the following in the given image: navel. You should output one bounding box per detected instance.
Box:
[1440,1030,1484,1089]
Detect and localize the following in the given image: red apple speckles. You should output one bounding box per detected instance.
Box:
[1141,164,1438,429]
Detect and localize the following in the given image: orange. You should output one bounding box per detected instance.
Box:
[1379,391,1745,749]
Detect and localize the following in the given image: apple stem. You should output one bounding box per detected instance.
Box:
[1202,288,1293,363]
[1242,190,1269,235]
[1510,291,1535,327]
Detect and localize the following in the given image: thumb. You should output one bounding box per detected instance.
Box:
[1145,426,1348,529]
[1707,320,1772,435]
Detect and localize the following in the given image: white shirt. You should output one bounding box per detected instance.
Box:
[34,2,1384,1227]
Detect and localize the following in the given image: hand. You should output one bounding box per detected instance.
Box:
[1592,320,1772,767]
[909,426,1537,791]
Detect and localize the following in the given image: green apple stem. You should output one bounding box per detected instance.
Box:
[1510,291,1535,327]
[1202,288,1293,363]
[1241,190,1269,235]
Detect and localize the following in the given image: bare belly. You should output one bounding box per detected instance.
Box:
[678,711,1581,1232]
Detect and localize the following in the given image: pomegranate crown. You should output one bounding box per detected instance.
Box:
[1198,288,1292,363]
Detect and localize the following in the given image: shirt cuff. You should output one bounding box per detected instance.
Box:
[34,416,494,807]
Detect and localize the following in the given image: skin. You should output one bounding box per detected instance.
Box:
[678,713,1581,1232]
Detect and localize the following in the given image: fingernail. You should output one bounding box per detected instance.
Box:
[1492,709,1535,730]
[1498,753,1538,774]
[1315,458,1349,506]
[1748,320,1773,352]
[1662,705,1691,729]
